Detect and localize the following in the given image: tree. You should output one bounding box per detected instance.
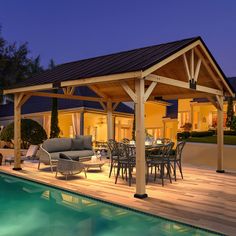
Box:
[0,119,47,149]
[0,26,44,104]
[50,89,60,138]
[48,59,60,138]
[48,58,56,70]
[226,96,234,130]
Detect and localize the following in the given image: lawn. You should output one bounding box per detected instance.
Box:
[184,135,236,145]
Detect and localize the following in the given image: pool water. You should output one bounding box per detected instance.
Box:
[0,173,219,236]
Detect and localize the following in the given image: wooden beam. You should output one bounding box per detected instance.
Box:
[144,81,157,102]
[194,58,202,82]
[99,101,107,111]
[3,83,53,95]
[194,47,222,90]
[120,81,137,103]
[207,96,220,110]
[191,49,194,79]
[88,85,108,98]
[18,94,31,107]
[183,53,191,81]
[160,93,206,100]
[26,91,107,102]
[198,41,234,96]
[62,86,75,95]
[216,95,223,111]
[61,71,142,87]
[13,94,22,170]
[142,40,201,77]
[112,102,120,112]
[216,95,224,172]
[134,78,147,199]
[68,86,75,95]
[146,74,223,96]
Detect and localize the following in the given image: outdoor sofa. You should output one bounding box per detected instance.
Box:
[38,135,94,172]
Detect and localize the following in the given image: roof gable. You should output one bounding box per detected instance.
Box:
[7,37,199,89]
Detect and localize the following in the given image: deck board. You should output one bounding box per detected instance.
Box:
[0,161,235,235]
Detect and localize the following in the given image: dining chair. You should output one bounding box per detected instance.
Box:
[146,142,174,186]
[115,143,135,186]
[107,139,119,178]
[169,141,186,181]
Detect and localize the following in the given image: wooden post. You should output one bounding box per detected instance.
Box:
[134,78,147,199]
[80,111,84,135]
[216,95,224,173]
[13,94,22,170]
[107,100,114,140]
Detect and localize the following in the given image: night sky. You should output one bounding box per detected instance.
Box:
[0,0,235,76]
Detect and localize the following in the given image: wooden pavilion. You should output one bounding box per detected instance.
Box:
[3,36,234,198]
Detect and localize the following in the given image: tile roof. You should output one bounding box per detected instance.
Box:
[0,87,133,118]
[7,37,200,89]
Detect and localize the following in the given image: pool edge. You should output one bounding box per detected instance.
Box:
[0,170,225,236]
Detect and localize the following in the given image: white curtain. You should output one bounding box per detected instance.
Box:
[72,113,81,136]
[43,115,51,138]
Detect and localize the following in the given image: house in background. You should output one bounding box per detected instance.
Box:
[0,86,176,143]
[177,77,236,131]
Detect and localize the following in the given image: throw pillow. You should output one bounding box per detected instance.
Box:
[59,153,72,160]
[71,138,84,150]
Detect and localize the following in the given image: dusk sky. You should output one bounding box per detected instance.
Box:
[0,0,236,76]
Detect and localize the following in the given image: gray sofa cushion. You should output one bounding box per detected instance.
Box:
[43,138,72,153]
[76,135,92,150]
[50,150,94,161]
[71,138,84,150]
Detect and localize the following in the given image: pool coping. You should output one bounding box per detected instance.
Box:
[0,169,225,236]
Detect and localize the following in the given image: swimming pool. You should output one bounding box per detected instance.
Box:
[0,173,220,236]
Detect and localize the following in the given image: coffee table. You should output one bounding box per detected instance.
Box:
[83,159,105,171]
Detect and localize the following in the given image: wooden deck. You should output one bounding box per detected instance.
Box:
[0,161,235,235]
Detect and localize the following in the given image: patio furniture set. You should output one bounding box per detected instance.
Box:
[2,135,185,185]
[107,138,186,186]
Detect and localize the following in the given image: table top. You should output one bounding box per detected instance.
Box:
[82,159,105,166]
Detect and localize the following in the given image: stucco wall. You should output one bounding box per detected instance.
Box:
[183,142,236,171]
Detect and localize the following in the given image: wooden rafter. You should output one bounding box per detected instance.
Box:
[198,41,234,96]
[62,86,75,95]
[15,93,31,108]
[194,47,222,90]
[26,91,107,102]
[120,81,137,103]
[112,102,120,112]
[182,49,202,87]
[142,40,201,77]
[216,95,223,111]
[144,81,157,102]
[207,96,220,110]
[99,101,107,111]
[146,74,223,96]
[88,85,108,98]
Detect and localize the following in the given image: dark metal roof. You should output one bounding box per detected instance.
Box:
[7,37,201,89]
[0,87,133,118]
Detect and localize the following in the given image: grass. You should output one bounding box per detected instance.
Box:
[183,135,236,145]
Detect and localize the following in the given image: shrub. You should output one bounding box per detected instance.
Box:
[177,131,190,140]
[231,116,236,131]
[0,119,47,149]
[208,129,216,135]
[181,122,192,132]
[224,130,236,136]
[190,131,214,137]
